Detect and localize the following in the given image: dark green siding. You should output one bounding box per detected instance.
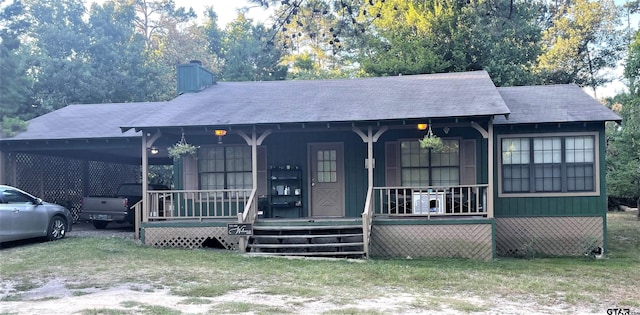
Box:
[263,131,368,218]
[173,157,183,189]
[493,122,607,217]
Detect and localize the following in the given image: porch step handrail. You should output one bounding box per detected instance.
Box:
[237,188,258,254]
[239,188,258,224]
[372,184,489,217]
[361,186,374,259]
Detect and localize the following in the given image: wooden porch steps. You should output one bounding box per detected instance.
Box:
[247,220,365,259]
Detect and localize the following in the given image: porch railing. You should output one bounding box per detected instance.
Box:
[373,184,488,218]
[146,189,253,221]
[361,186,374,258]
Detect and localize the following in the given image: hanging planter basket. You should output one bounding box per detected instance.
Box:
[168,133,199,160]
[418,125,444,152]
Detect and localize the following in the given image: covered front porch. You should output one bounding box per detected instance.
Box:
[123,69,505,260]
[136,183,493,260]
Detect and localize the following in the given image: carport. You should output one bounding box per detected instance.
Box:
[0,102,174,210]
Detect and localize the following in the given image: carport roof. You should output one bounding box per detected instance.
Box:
[122,70,511,131]
[495,84,621,124]
[1,102,162,141]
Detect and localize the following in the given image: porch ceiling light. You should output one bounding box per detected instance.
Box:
[417,123,428,130]
[214,129,227,144]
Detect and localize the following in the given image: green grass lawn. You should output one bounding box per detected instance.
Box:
[1,211,639,314]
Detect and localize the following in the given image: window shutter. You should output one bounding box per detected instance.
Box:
[182,155,198,190]
[385,142,399,186]
[461,139,476,185]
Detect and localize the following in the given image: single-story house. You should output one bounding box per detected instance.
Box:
[0,62,621,260]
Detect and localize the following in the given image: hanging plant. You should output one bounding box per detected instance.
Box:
[168,133,199,160]
[418,125,444,152]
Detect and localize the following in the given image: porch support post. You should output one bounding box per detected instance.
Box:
[142,130,161,225]
[471,121,494,219]
[353,126,388,189]
[141,132,149,224]
[237,129,272,254]
[10,153,17,186]
[237,129,272,191]
[0,149,5,184]
[487,121,494,219]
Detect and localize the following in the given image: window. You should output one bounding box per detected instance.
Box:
[198,146,252,190]
[400,139,460,186]
[1,189,33,204]
[316,150,337,183]
[501,135,596,194]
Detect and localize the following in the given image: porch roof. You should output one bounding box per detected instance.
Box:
[122,70,510,131]
[495,85,621,124]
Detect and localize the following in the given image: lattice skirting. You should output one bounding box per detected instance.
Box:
[370,223,493,261]
[143,226,240,250]
[495,217,604,257]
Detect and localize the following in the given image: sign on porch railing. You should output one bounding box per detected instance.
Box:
[227,223,253,236]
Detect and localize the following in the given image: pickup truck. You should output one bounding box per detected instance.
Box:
[80,183,169,229]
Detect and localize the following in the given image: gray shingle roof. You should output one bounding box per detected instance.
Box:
[495,84,621,124]
[5,73,619,143]
[123,70,510,130]
[3,102,162,141]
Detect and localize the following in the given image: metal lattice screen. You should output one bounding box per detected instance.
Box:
[4,153,139,208]
[495,217,604,257]
[370,223,494,261]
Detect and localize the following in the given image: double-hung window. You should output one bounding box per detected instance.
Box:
[500,134,596,195]
[198,146,252,191]
[400,139,460,186]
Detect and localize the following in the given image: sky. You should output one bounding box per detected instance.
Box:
[85,0,270,28]
[82,0,633,99]
[180,0,272,27]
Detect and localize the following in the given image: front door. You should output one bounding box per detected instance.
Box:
[309,143,345,217]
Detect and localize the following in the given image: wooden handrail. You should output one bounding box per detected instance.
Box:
[240,188,258,224]
[362,186,373,259]
[237,188,257,254]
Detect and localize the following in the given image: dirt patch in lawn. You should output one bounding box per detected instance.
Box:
[0,277,604,315]
[0,221,622,314]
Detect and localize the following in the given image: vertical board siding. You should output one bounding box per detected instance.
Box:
[264,131,367,218]
[494,123,607,217]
